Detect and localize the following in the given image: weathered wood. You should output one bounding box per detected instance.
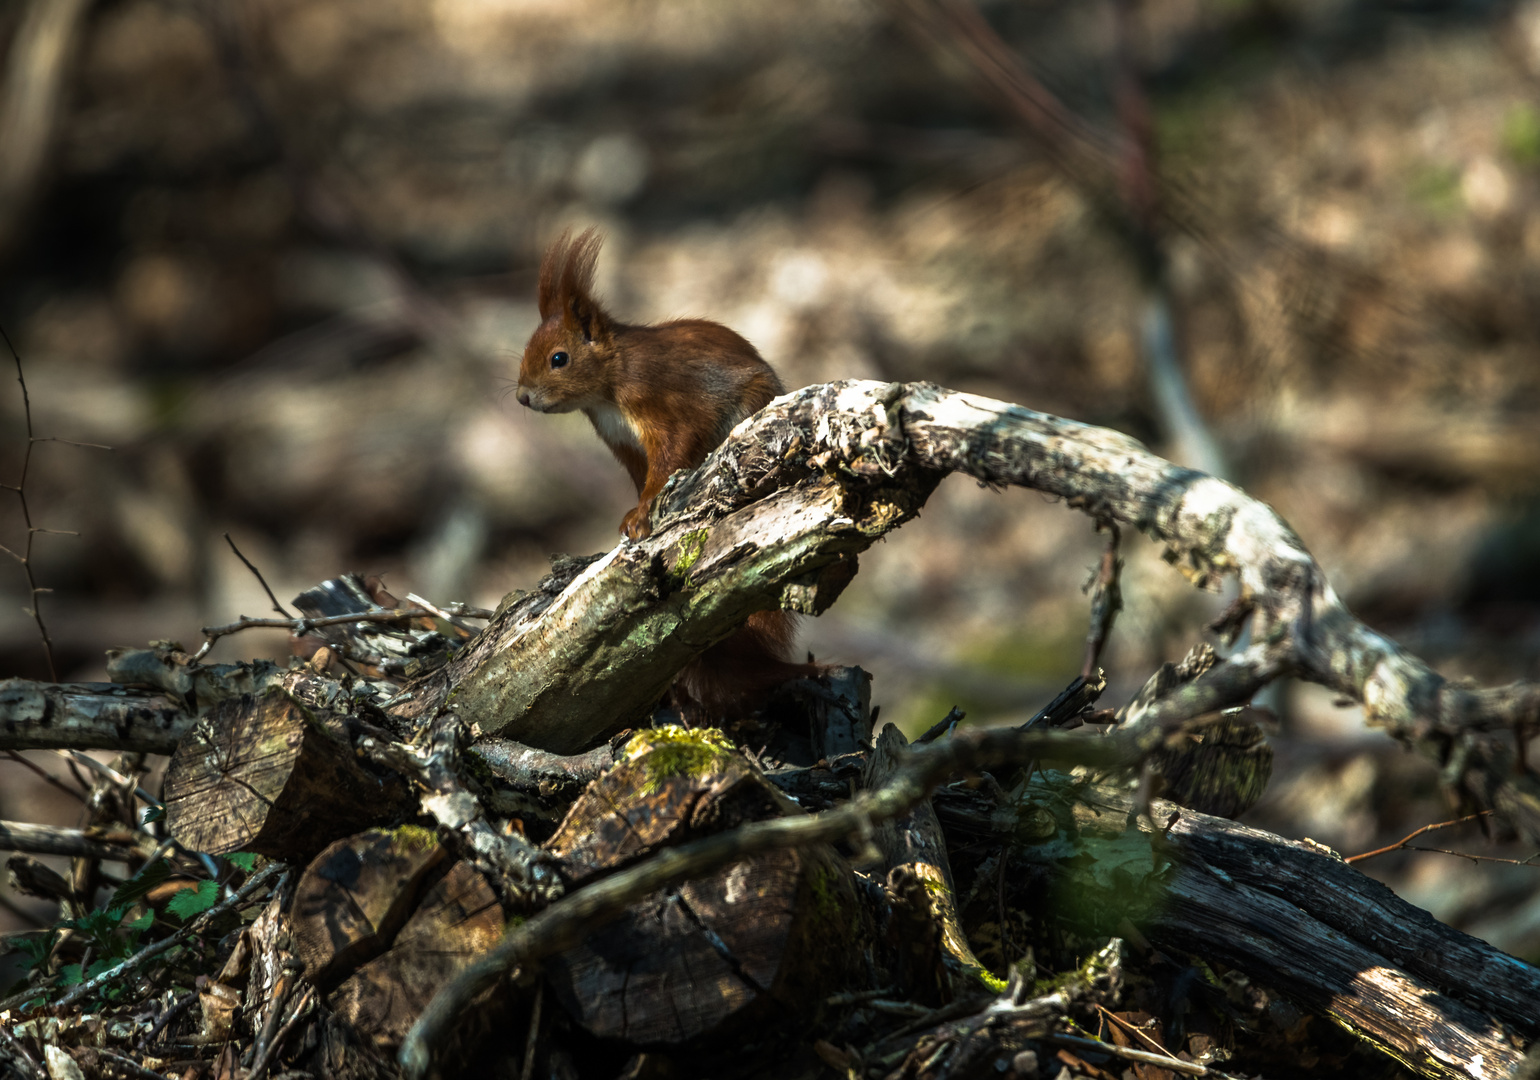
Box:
[291,827,448,989]
[543,727,868,1045]
[397,473,924,754]
[0,679,193,753]
[386,381,1539,844]
[328,860,505,1048]
[467,736,618,805]
[0,820,157,861]
[806,664,874,761]
[163,692,410,859]
[292,574,454,678]
[956,776,1538,1079]
[861,724,987,992]
[1145,705,1274,818]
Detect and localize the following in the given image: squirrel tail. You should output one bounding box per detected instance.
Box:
[674,610,820,720]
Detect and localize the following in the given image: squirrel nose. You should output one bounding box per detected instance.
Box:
[516,390,531,408]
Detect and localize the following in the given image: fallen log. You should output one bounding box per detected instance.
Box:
[162,691,413,860]
[940,771,1539,1079]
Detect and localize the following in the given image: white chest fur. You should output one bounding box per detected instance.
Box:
[585,402,644,455]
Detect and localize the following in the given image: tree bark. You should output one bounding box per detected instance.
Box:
[386,380,1540,842]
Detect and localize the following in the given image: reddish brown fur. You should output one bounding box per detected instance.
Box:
[517,229,817,717]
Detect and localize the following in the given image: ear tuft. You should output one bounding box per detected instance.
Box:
[536,228,604,324]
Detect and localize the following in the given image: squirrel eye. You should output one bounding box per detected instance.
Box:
[550,351,569,370]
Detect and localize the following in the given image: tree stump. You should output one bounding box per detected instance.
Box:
[542,727,870,1046]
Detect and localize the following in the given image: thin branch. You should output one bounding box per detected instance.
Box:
[223,532,293,619]
[0,820,160,861]
[0,1022,45,1080]
[28,436,111,451]
[1346,812,1494,865]
[95,1049,176,1080]
[190,604,489,663]
[4,749,86,804]
[58,750,163,808]
[1399,847,1540,868]
[55,862,285,1009]
[2,324,56,681]
[246,985,315,1080]
[1081,524,1123,680]
[1093,1003,1181,1063]
[1046,1033,1217,1077]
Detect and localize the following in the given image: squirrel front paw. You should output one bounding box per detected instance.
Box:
[621,503,653,540]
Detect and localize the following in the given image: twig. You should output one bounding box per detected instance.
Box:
[406,592,479,639]
[3,328,60,680]
[4,749,86,804]
[1093,1003,1180,1062]
[0,325,113,681]
[190,605,472,663]
[1081,525,1123,680]
[246,985,314,1080]
[519,981,543,1080]
[97,1047,177,1080]
[0,1022,45,1080]
[140,988,199,1048]
[917,706,965,744]
[1399,846,1540,868]
[399,720,1179,1077]
[56,863,285,1008]
[1046,1033,1213,1077]
[1346,812,1494,865]
[224,533,294,619]
[57,749,161,808]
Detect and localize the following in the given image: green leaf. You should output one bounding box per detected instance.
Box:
[3,931,57,972]
[225,853,258,872]
[109,860,173,909]
[165,879,220,922]
[141,805,166,825]
[59,963,83,987]
[125,910,155,933]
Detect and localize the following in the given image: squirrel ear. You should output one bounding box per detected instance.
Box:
[571,295,594,344]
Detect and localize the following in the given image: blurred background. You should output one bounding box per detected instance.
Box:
[2,0,1538,962]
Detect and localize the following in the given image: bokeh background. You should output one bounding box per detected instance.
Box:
[2,0,1539,962]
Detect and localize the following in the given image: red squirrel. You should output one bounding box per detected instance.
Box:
[516,228,816,716]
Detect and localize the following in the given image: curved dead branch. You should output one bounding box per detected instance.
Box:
[393,380,1539,840]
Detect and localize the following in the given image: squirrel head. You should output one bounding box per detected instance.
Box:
[517,228,616,413]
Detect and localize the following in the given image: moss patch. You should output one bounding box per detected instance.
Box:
[622,725,737,793]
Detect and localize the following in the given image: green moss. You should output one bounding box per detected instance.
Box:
[808,863,846,922]
[969,966,1008,994]
[389,824,439,853]
[672,528,710,576]
[622,725,737,793]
